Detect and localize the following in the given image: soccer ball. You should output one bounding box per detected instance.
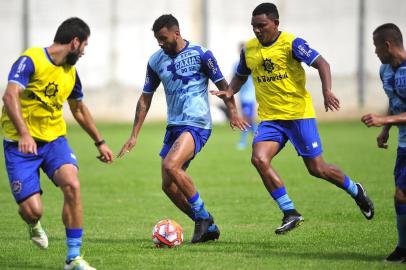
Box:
[152,219,184,248]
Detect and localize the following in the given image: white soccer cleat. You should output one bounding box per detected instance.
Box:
[28,221,48,249]
[64,256,96,270]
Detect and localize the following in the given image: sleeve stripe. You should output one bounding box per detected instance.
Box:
[8,80,26,89]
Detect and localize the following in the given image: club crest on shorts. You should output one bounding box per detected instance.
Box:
[11,180,22,194]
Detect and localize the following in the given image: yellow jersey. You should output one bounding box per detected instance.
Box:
[1,47,81,142]
[242,32,319,121]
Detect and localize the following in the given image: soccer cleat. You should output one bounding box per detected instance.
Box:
[354,183,374,220]
[191,213,214,243]
[385,247,406,263]
[64,256,96,270]
[275,212,304,234]
[28,221,48,249]
[386,247,406,263]
[203,224,220,242]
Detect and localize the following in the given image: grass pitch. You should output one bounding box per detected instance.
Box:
[0,121,404,269]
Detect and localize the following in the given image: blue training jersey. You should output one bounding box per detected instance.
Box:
[143,40,224,129]
[380,61,406,147]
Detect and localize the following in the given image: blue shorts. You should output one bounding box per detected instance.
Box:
[253,119,323,158]
[394,147,406,190]
[4,136,78,203]
[159,125,211,168]
[241,102,255,119]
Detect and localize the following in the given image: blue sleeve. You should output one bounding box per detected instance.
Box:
[68,71,84,100]
[292,37,320,66]
[201,50,224,83]
[8,56,35,88]
[236,48,251,76]
[143,63,161,93]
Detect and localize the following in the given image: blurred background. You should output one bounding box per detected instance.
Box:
[1,0,406,122]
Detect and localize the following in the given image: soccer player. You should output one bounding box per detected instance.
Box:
[211,2,374,234]
[1,17,113,270]
[361,23,406,263]
[118,14,248,243]
[234,42,257,150]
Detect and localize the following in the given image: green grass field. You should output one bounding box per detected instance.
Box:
[0,121,404,269]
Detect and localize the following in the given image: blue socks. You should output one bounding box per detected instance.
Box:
[188,192,209,219]
[66,228,82,261]
[342,175,358,197]
[395,202,406,248]
[188,192,217,232]
[270,187,295,212]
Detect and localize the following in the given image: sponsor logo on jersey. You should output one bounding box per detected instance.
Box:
[255,72,288,83]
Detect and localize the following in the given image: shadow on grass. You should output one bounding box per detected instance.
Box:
[185,240,383,262]
[87,237,383,263]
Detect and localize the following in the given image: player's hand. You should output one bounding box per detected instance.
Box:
[323,91,340,112]
[229,113,250,131]
[117,137,137,158]
[377,129,389,149]
[361,113,386,127]
[210,90,233,99]
[18,133,37,155]
[96,143,114,163]
[376,132,389,149]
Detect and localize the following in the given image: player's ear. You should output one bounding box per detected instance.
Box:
[385,40,392,51]
[174,30,181,40]
[273,19,279,26]
[70,37,80,51]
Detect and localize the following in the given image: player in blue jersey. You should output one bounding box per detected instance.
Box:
[118,14,247,243]
[361,23,406,263]
[1,18,113,270]
[234,42,257,150]
[212,3,374,235]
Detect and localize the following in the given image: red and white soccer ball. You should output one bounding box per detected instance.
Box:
[152,219,184,248]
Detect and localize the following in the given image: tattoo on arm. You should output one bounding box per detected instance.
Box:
[134,99,147,126]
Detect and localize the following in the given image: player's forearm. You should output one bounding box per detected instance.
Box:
[71,102,103,143]
[229,75,247,95]
[2,90,30,137]
[314,56,332,93]
[223,95,239,117]
[384,113,406,125]
[130,95,151,138]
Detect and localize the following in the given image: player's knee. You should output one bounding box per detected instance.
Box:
[251,155,268,170]
[307,165,326,179]
[29,208,42,222]
[162,161,179,178]
[19,205,42,223]
[62,179,81,199]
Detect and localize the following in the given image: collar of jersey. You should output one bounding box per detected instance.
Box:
[43,47,58,66]
[261,31,282,47]
[167,40,190,58]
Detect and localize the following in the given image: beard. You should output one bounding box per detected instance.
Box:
[162,40,178,55]
[66,51,80,66]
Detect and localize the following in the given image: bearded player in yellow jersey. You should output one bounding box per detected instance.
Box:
[1,18,113,270]
[212,3,374,234]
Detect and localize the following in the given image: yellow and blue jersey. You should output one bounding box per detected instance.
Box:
[237,32,320,121]
[1,47,83,142]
